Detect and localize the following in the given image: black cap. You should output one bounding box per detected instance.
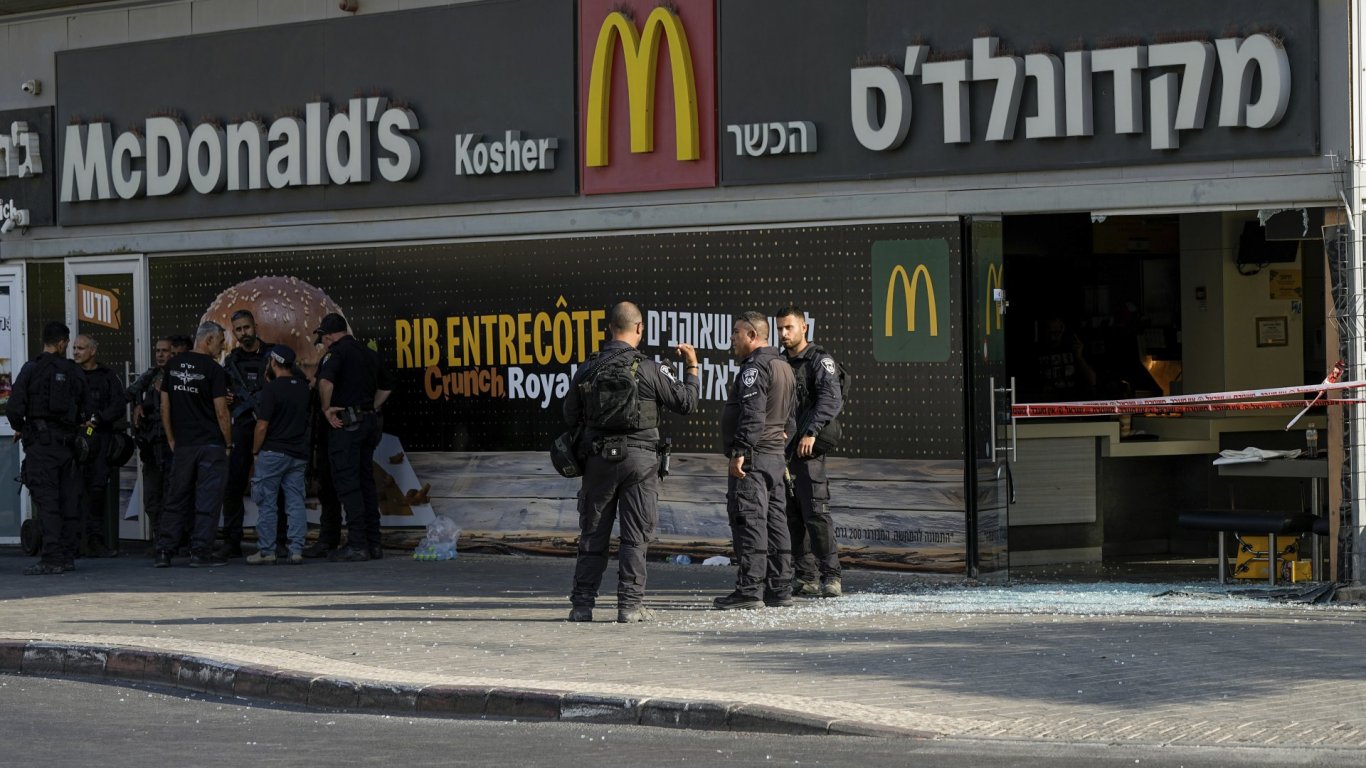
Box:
[270,345,296,367]
[313,312,348,339]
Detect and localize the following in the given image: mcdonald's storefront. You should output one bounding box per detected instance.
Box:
[0,0,1355,579]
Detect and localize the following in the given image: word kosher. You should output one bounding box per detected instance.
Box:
[852,34,1290,152]
[61,97,420,202]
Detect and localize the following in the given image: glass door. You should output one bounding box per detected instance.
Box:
[0,266,26,544]
[66,257,149,542]
[964,217,1010,582]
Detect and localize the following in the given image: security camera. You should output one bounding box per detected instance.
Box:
[20,79,40,96]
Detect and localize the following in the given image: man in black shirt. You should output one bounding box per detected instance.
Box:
[72,334,127,559]
[246,346,311,565]
[9,322,88,575]
[315,313,394,562]
[127,336,175,550]
[156,321,232,568]
[776,307,845,598]
[714,311,797,610]
[219,309,276,558]
[562,301,700,623]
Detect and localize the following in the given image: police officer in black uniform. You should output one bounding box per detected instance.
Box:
[9,322,89,575]
[315,313,394,562]
[72,333,127,558]
[714,311,797,610]
[219,309,276,558]
[301,382,344,558]
[564,301,700,624]
[775,306,844,598]
[127,336,175,550]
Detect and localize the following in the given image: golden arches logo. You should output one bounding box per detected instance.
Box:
[585,7,700,168]
[985,263,1004,335]
[884,264,938,338]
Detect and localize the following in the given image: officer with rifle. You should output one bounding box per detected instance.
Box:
[564,301,699,624]
[127,336,175,550]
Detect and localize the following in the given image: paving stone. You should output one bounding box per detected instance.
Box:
[356,683,420,712]
[415,684,489,716]
[21,645,65,675]
[559,693,642,724]
[485,688,562,720]
[0,641,26,672]
[309,677,361,708]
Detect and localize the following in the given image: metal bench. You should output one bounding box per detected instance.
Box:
[1177,509,1318,585]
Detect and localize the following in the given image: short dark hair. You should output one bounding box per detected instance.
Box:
[774,305,805,321]
[41,322,69,346]
[230,309,255,323]
[155,335,175,346]
[169,334,192,350]
[609,301,643,333]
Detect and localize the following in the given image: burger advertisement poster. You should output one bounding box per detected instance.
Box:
[149,222,983,572]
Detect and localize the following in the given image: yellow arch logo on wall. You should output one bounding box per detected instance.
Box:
[872,240,951,362]
[884,264,939,337]
[585,7,700,168]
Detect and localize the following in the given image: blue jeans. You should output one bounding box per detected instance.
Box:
[251,450,308,554]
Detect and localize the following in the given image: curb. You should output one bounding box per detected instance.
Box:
[0,639,935,739]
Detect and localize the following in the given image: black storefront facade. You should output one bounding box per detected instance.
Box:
[0,0,1353,581]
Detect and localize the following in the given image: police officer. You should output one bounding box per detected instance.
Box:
[219,309,276,558]
[72,333,127,558]
[301,381,344,559]
[315,313,394,562]
[156,321,232,568]
[127,336,175,551]
[564,301,699,624]
[775,306,844,598]
[714,311,796,610]
[9,322,88,575]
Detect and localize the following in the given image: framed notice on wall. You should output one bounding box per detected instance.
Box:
[1256,316,1289,347]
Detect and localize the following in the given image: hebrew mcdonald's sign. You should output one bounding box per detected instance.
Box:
[872,240,952,363]
[578,0,716,195]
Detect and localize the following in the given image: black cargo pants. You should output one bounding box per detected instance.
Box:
[786,454,841,582]
[726,451,793,600]
[570,446,659,610]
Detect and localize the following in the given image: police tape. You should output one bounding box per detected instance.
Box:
[1012,398,1366,418]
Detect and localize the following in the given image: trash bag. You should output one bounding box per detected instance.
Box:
[413,514,460,561]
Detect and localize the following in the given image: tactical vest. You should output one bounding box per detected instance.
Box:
[30,355,79,426]
[579,349,658,432]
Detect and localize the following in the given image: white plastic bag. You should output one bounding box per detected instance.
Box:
[413,515,461,561]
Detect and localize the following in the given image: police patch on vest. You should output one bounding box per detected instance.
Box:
[822,357,836,375]
[741,368,758,387]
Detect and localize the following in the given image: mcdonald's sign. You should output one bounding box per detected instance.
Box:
[579,0,716,195]
[872,240,951,362]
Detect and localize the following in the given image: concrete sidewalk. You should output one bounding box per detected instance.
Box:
[2,547,1365,750]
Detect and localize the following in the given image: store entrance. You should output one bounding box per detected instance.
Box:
[1000,211,1329,572]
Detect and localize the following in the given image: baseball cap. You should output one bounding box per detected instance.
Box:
[270,345,296,367]
[313,312,348,339]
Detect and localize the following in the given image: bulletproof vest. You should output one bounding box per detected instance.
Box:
[228,347,269,393]
[579,349,658,432]
[793,344,850,411]
[31,355,79,426]
[85,366,114,414]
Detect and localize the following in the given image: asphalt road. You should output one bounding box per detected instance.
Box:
[1,676,1360,768]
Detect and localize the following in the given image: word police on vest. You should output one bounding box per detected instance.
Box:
[454,131,558,176]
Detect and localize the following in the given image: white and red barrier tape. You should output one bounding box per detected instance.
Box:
[1011,380,1366,418]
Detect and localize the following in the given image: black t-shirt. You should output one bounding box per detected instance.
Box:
[257,376,310,459]
[317,335,394,408]
[160,351,228,447]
